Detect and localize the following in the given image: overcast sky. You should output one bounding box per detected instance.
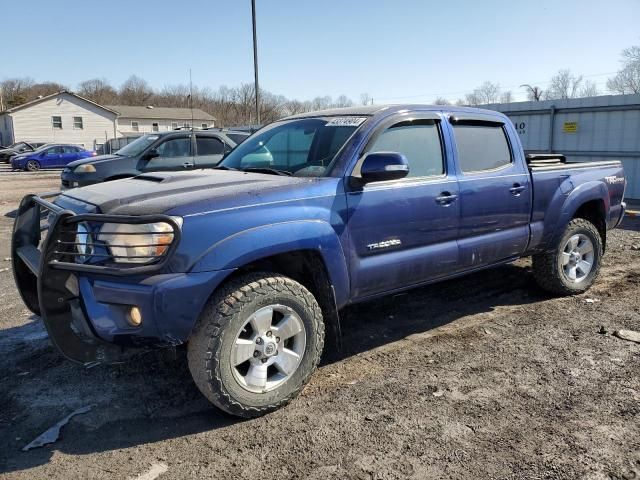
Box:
[3,0,640,103]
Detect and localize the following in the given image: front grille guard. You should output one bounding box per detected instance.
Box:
[11,193,182,365]
[13,193,182,277]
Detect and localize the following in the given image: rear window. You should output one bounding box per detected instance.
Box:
[227,133,249,145]
[453,124,511,173]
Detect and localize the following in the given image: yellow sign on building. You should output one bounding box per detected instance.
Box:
[563,121,578,133]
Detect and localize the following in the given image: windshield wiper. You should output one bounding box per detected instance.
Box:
[241,167,292,176]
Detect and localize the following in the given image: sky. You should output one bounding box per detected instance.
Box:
[2,0,639,103]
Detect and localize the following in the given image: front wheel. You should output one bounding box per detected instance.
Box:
[532,218,603,295]
[188,272,325,418]
[25,160,40,172]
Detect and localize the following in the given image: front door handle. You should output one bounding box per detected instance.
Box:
[509,184,526,196]
[183,162,194,168]
[435,192,458,205]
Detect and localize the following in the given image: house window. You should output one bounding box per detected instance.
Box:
[183,122,191,128]
[152,122,159,132]
[73,116,84,129]
[52,116,62,129]
[201,123,208,129]
[131,121,139,132]
[171,122,179,129]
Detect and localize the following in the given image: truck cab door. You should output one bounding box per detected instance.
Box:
[448,116,531,269]
[142,134,194,172]
[345,114,460,300]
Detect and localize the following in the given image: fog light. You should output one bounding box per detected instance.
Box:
[128,306,142,326]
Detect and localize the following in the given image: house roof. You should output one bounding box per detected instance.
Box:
[1,90,119,115]
[106,105,216,121]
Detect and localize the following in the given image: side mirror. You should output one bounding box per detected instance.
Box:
[143,148,159,160]
[359,152,409,183]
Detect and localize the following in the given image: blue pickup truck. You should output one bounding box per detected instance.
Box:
[12,105,626,417]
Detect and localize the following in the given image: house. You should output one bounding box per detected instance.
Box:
[107,105,216,136]
[0,91,118,149]
[0,91,217,149]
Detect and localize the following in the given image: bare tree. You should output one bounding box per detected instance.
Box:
[119,75,154,105]
[360,93,372,105]
[545,70,583,99]
[520,84,544,101]
[607,45,640,94]
[499,90,514,103]
[579,80,599,98]
[0,77,35,108]
[465,81,501,105]
[77,78,118,105]
[433,97,451,105]
[334,95,353,108]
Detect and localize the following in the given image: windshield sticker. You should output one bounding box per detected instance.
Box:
[146,136,159,141]
[326,117,367,127]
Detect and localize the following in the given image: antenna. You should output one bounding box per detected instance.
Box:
[189,69,194,130]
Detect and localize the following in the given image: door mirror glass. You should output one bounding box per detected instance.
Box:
[359,152,409,183]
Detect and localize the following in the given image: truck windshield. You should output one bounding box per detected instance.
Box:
[115,135,159,157]
[218,117,364,177]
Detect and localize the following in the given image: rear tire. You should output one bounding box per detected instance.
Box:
[187,272,325,418]
[532,218,603,295]
[26,160,40,172]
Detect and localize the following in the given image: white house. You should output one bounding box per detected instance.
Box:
[0,91,217,149]
[0,91,118,148]
[108,105,216,136]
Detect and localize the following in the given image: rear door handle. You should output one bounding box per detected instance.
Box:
[509,184,526,195]
[435,192,458,205]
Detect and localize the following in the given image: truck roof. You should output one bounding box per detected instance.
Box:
[284,104,508,121]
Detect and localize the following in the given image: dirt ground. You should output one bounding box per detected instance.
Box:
[0,166,639,480]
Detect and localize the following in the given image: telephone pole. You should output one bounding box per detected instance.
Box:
[251,0,260,125]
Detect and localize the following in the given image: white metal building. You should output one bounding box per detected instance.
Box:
[0,91,217,149]
[482,94,640,200]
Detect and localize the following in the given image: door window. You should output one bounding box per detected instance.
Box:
[155,137,192,158]
[453,124,512,173]
[45,147,64,156]
[364,120,444,178]
[196,136,224,156]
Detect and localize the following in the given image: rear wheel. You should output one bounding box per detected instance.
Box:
[25,160,40,172]
[187,272,325,418]
[532,218,603,295]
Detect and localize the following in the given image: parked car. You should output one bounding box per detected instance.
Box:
[61,129,247,189]
[11,144,96,171]
[12,105,626,418]
[0,141,48,163]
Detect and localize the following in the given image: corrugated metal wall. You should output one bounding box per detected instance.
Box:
[482,94,640,200]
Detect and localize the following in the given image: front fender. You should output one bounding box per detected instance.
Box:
[190,220,350,307]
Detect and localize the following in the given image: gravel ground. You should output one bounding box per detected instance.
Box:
[0,169,639,480]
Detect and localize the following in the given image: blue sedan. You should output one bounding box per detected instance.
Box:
[11,144,96,171]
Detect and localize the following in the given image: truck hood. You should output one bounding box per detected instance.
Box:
[60,169,327,215]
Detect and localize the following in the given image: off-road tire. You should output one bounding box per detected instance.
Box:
[187,272,325,418]
[532,218,603,295]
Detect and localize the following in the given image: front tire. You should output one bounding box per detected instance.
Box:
[26,160,40,172]
[532,218,603,295]
[188,272,325,418]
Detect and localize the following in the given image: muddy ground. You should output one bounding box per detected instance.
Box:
[0,166,638,479]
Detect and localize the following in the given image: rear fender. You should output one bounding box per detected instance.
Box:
[190,220,350,307]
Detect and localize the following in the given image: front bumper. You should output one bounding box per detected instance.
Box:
[60,170,99,189]
[11,193,231,365]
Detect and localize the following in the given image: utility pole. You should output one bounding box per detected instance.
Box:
[251,0,260,125]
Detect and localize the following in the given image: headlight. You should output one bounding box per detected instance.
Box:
[74,164,96,173]
[97,217,182,263]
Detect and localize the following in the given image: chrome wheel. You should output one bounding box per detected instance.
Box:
[231,304,306,393]
[561,233,594,283]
